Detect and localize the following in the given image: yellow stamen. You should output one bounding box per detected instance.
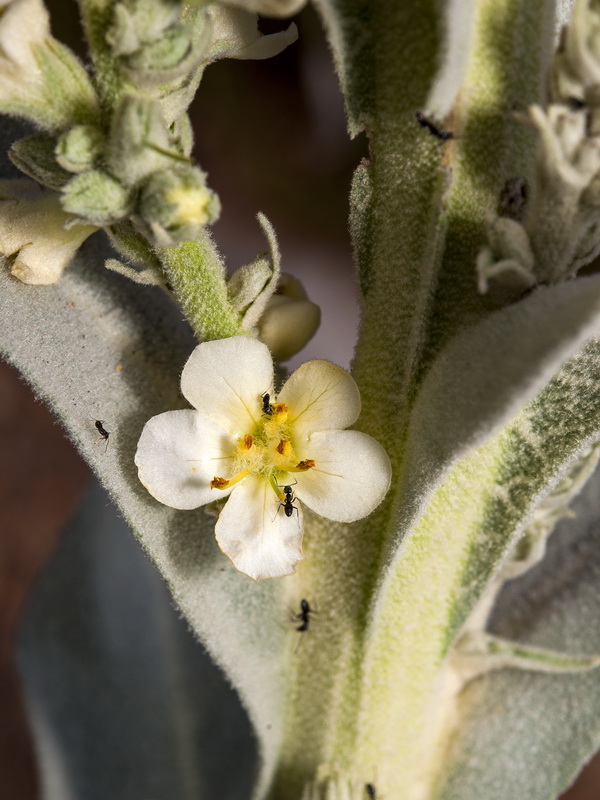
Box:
[211,470,249,490]
[280,459,316,473]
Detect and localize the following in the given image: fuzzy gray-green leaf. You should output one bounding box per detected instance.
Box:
[0,241,285,796]
[433,458,600,800]
[18,480,256,799]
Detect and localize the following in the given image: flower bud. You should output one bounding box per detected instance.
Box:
[137,167,220,246]
[107,0,180,57]
[61,170,132,225]
[257,273,321,361]
[55,125,104,174]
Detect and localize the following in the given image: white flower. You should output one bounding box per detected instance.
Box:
[135,336,392,580]
[0,180,98,284]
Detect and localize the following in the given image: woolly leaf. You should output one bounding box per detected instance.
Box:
[17,480,256,799]
[404,276,600,500]
[432,458,600,800]
[0,243,286,797]
[353,336,600,795]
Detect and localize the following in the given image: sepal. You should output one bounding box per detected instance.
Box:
[55,125,104,174]
[61,170,132,226]
[9,133,71,190]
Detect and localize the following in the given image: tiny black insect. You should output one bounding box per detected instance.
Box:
[292,598,317,631]
[261,392,274,416]
[94,419,110,450]
[280,484,298,518]
[290,599,317,653]
[365,783,377,799]
[415,111,454,141]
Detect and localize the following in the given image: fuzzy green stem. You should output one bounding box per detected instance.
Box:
[75,0,125,110]
[157,233,246,341]
[269,0,557,797]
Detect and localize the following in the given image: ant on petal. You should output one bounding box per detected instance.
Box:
[280,484,299,518]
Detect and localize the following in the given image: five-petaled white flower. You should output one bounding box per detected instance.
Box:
[135,336,392,580]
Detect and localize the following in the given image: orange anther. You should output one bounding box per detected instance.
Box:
[277,439,291,456]
[296,459,315,470]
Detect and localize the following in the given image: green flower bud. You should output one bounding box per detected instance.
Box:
[137,167,220,245]
[55,125,104,174]
[107,95,177,187]
[107,0,180,57]
[126,23,191,72]
[61,170,132,226]
[119,8,211,88]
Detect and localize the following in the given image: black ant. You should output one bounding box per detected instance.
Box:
[261,392,274,416]
[365,783,377,799]
[415,111,454,141]
[279,483,298,518]
[290,598,317,652]
[94,419,110,451]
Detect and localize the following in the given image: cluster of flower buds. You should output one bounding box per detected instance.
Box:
[478,0,600,295]
[0,0,299,283]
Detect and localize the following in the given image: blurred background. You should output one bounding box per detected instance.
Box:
[1,1,599,796]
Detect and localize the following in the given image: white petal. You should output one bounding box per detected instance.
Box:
[215,474,303,580]
[0,0,48,71]
[294,430,391,523]
[278,360,361,441]
[135,409,236,510]
[0,190,97,284]
[180,336,274,435]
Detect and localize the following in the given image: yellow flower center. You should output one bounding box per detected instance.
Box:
[210,401,315,495]
[166,185,212,227]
